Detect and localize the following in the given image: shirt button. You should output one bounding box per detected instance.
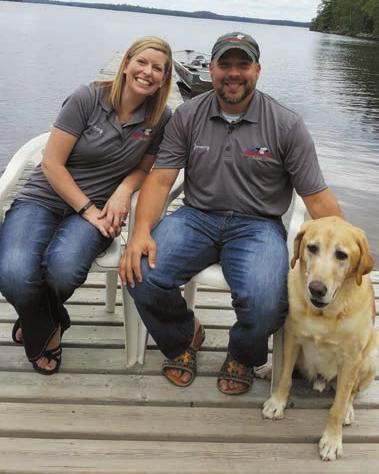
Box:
[225,146,230,151]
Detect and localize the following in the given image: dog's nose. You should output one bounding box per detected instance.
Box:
[309,280,327,298]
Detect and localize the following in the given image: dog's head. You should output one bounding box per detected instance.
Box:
[290,217,374,309]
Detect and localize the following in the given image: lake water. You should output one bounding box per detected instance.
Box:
[1,1,378,264]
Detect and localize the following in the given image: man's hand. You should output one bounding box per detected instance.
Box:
[119,232,157,287]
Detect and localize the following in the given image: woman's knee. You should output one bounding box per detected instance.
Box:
[45,253,89,298]
[0,257,42,304]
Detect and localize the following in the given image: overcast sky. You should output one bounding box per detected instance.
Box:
[72,1,322,22]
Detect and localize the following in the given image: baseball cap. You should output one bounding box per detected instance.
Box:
[211,32,260,63]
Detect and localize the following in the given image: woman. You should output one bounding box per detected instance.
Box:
[0,36,172,375]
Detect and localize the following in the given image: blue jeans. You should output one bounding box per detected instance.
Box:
[0,200,112,361]
[128,205,289,367]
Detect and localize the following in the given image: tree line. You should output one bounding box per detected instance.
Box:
[15,1,309,28]
[311,0,379,38]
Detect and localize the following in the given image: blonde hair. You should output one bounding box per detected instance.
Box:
[98,36,172,128]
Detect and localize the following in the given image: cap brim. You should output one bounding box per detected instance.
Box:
[212,44,258,62]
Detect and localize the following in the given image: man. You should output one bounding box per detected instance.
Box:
[119,32,343,395]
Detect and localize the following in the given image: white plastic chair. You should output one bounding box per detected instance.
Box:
[123,177,306,394]
[0,133,121,315]
[122,170,185,367]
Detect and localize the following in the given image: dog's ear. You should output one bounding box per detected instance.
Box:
[290,221,312,268]
[354,229,374,285]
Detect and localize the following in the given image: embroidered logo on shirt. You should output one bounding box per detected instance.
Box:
[243,147,273,159]
[90,125,104,135]
[193,144,210,152]
[131,128,151,141]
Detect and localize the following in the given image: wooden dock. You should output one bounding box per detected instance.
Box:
[0,54,378,473]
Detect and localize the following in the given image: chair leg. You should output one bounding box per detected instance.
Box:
[271,326,284,394]
[137,320,148,365]
[122,286,139,367]
[183,281,197,311]
[105,271,118,313]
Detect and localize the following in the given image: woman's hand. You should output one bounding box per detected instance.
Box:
[82,205,114,238]
[98,187,132,237]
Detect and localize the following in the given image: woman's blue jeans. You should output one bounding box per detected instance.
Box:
[0,200,112,361]
[128,205,289,368]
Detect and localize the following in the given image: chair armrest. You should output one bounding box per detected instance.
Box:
[127,169,184,241]
[159,168,184,219]
[0,133,50,220]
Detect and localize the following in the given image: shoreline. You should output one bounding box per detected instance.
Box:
[310,28,378,42]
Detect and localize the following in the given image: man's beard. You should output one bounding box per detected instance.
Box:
[216,81,254,104]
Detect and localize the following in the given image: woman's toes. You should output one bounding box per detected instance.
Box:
[36,357,47,369]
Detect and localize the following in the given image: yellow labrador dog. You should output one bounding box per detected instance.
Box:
[262,217,377,461]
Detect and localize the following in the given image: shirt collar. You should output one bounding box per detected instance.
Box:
[99,87,148,126]
[209,89,261,123]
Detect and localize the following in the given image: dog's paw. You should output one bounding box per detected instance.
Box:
[262,396,286,419]
[318,431,343,461]
[343,405,355,426]
[254,362,272,380]
[312,376,327,392]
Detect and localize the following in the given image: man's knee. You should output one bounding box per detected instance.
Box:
[128,257,175,302]
[233,289,288,335]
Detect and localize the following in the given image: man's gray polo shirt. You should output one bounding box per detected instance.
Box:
[18,84,171,212]
[154,90,326,217]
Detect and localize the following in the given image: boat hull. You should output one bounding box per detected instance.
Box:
[173,52,212,96]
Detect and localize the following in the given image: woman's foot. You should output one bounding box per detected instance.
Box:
[34,326,61,373]
[11,319,23,344]
[162,319,205,386]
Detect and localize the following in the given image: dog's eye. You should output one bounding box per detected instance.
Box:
[307,244,318,254]
[335,250,348,260]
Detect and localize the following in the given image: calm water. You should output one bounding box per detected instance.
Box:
[1,2,378,264]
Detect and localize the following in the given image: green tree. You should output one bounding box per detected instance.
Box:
[311,0,379,37]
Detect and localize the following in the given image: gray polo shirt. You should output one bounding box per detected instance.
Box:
[154,90,326,217]
[18,84,171,211]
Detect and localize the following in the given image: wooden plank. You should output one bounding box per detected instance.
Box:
[0,403,378,443]
[0,301,236,327]
[0,323,230,349]
[0,346,261,376]
[0,439,378,474]
[0,372,378,408]
[1,346,378,380]
[0,288,233,308]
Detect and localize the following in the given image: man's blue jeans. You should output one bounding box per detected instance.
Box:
[128,205,289,368]
[0,199,111,361]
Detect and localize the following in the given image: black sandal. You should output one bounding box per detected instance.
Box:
[11,319,23,345]
[217,352,254,395]
[11,321,66,346]
[32,345,62,376]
